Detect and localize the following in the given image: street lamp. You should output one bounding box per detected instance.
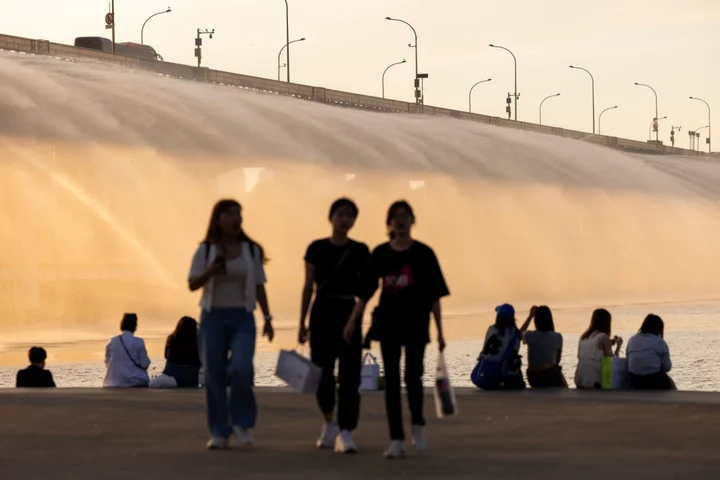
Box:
[635,82,659,146]
[648,115,667,141]
[278,37,305,81]
[283,1,291,82]
[468,78,492,113]
[141,7,171,44]
[539,93,560,125]
[489,44,518,120]
[690,97,712,153]
[694,125,708,152]
[382,59,406,99]
[598,106,618,134]
[386,17,420,104]
[569,65,595,134]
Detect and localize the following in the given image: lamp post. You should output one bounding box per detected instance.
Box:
[278,37,305,81]
[648,115,667,141]
[468,78,492,113]
[539,93,560,125]
[694,125,708,152]
[598,106,618,134]
[569,65,595,134]
[635,82,659,146]
[382,59,406,99]
[489,44,518,120]
[690,97,712,153]
[283,0,291,82]
[386,17,420,104]
[141,7,171,44]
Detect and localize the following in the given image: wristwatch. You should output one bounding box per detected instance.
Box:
[264,314,273,322]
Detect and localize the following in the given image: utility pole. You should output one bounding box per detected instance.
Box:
[195,29,215,68]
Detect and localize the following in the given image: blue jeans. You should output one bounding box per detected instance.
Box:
[199,307,257,438]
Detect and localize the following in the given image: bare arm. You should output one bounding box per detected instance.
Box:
[432,300,446,351]
[188,265,220,292]
[600,335,613,357]
[299,263,316,330]
[256,284,271,318]
[343,299,367,343]
[520,306,537,343]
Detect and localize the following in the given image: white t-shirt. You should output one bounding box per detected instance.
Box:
[104,331,151,388]
[188,242,267,312]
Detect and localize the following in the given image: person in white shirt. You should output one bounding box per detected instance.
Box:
[188,199,275,450]
[627,314,675,390]
[104,313,151,388]
[574,308,623,389]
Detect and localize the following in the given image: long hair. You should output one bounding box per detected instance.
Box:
[534,306,555,332]
[580,308,612,340]
[386,200,415,239]
[639,314,664,338]
[203,199,266,262]
[168,316,198,350]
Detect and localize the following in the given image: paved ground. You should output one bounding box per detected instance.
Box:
[1,388,719,479]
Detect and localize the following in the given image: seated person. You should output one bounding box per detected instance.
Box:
[16,346,56,388]
[519,306,568,388]
[104,313,151,388]
[471,304,526,390]
[627,314,675,390]
[163,316,202,387]
[575,308,622,389]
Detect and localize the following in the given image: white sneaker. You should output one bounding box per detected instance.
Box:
[411,425,427,453]
[383,440,405,459]
[233,426,254,447]
[316,422,339,449]
[206,436,229,450]
[334,430,358,454]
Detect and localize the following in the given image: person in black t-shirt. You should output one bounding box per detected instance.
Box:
[344,200,449,459]
[16,346,56,388]
[299,198,370,454]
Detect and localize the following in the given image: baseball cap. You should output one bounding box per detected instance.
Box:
[495,303,515,317]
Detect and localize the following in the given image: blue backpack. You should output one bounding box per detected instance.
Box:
[471,329,521,389]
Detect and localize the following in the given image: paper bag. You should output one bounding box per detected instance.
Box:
[434,352,458,418]
[275,349,322,394]
[360,353,381,391]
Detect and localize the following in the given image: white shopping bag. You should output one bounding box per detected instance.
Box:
[149,373,177,389]
[611,357,631,390]
[360,353,381,391]
[433,352,458,418]
[275,349,322,394]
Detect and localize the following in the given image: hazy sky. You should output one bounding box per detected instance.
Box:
[2,0,718,147]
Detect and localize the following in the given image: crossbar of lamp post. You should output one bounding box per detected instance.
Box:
[382,59,407,99]
[598,106,618,134]
[539,93,560,125]
[468,78,492,113]
[278,37,305,81]
[141,7,171,44]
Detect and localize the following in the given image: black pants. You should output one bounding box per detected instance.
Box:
[309,299,362,431]
[630,371,673,390]
[527,366,568,389]
[381,341,426,441]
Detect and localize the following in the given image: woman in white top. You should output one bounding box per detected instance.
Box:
[574,308,622,389]
[188,199,275,450]
[104,313,151,388]
[627,314,674,390]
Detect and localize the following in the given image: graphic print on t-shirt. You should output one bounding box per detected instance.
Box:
[383,265,414,294]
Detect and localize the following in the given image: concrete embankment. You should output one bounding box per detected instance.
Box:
[1,388,719,479]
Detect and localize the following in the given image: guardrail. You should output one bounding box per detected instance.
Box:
[0,32,709,158]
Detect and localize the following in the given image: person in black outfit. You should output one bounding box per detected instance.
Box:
[16,347,56,388]
[344,200,449,459]
[163,316,202,387]
[299,198,370,454]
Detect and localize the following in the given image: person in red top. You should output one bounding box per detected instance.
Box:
[344,200,449,459]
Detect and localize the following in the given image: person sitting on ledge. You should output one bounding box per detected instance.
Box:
[627,314,675,390]
[519,306,568,388]
[104,313,151,388]
[16,346,56,388]
[163,316,202,388]
[471,304,526,390]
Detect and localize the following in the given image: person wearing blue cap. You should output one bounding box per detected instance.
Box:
[470,304,526,390]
